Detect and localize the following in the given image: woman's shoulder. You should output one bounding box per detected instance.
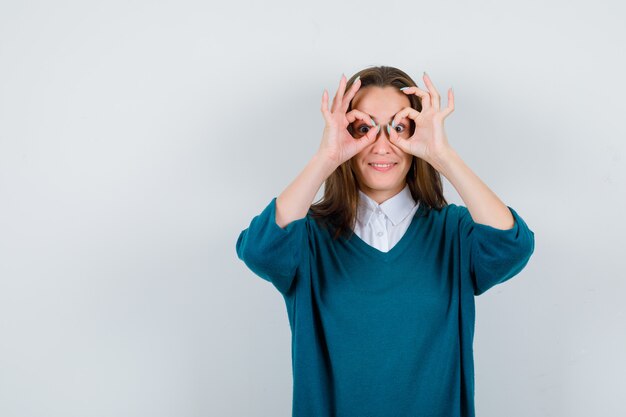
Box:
[416,202,469,234]
[418,200,463,218]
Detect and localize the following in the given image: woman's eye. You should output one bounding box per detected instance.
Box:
[355,123,406,134]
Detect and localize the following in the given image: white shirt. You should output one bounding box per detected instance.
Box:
[353,184,419,253]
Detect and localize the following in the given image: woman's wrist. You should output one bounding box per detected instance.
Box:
[428,145,458,174]
[312,151,341,177]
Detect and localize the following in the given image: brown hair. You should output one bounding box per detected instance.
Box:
[309,65,448,240]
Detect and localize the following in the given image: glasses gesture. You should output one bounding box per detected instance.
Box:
[318,74,380,167]
[387,72,455,166]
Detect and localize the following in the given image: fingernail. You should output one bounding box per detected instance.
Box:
[355,75,360,82]
[423,71,427,77]
[386,124,391,134]
[391,120,396,128]
[370,118,376,127]
[400,87,408,91]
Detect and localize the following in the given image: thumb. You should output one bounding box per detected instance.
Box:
[387,124,410,153]
[355,123,379,152]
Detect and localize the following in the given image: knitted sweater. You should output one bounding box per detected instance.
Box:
[236,197,535,417]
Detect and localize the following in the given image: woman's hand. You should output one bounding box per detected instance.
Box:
[387,72,455,168]
[317,74,380,167]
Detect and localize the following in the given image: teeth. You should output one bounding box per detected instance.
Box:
[370,163,394,167]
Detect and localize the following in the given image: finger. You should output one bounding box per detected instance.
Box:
[346,109,377,141]
[400,86,431,112]
[331,74,347,114]
[387,125,411,154]
[355,122,379,151]
[423,72,440,111]
[392,106,421,128]
[340,76,361,113]
[321,89,331,122]
[441,87,455,119]
[388,112,412,135]
[346,109,377,127]
[330,88,338,115]
[329,78,341,114]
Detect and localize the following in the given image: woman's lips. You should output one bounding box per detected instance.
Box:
[368,162,397,172]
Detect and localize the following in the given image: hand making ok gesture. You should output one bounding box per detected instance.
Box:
[387,72,455,167]
[318,74,380,167]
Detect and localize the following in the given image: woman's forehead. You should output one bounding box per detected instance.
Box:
[351,87,410,120]
[353,108,410,122]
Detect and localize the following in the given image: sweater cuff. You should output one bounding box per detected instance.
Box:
[267,197,308,233]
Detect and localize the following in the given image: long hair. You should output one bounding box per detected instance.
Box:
[309,65,448,240]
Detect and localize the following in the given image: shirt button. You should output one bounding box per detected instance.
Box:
[377,231,383,237]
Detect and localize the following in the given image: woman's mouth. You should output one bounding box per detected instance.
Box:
[368,162,397,172]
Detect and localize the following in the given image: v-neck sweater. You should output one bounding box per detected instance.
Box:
[353,184,419,253]
[236,197,535,417]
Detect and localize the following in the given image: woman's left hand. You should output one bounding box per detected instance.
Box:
[388,72,455,168]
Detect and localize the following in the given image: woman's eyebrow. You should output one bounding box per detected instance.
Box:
[365,112,408,124]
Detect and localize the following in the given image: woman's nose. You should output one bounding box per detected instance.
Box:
[372,124,392,153]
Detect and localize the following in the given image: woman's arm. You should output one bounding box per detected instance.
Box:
[275,74,379,229]
[431,148,515,230]
[388,72,514,230]
[275,153,337,229]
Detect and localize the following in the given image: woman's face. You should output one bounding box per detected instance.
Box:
[349,86,414,204]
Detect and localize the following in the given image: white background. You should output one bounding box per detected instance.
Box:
[1,0,624,416]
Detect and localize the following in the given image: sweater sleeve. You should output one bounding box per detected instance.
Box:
[235,197,308,295]
[458,204,536,296]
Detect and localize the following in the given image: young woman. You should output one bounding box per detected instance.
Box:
[236,66,535,417]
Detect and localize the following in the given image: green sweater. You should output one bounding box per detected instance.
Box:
[236,197,535,417]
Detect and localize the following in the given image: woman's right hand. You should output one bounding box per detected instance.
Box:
[318,74,380,167]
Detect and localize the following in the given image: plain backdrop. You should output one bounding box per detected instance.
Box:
[1,0,625,416]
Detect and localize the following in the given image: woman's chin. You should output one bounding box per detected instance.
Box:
[361,180,403,193]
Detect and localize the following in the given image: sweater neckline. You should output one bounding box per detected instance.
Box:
[345,202,428,262]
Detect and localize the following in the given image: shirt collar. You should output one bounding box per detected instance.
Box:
[357,184,418,226]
